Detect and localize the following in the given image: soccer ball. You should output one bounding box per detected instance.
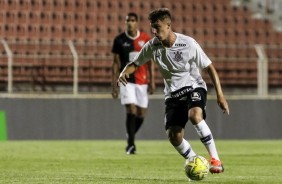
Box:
[184,155,209,181]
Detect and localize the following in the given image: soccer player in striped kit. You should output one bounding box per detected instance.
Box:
[112,12,155,154]
[117,8,229,173]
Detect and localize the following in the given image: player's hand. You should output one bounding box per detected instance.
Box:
[117,73,129,86]
[112,87,118,99]
[217,96,229,115]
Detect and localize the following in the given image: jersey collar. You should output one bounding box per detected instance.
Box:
[125,30,140,40]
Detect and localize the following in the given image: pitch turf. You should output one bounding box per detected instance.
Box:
[0,140,282,184]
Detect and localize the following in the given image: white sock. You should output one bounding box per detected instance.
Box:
[174,139,196,159]
[194,120,220,160]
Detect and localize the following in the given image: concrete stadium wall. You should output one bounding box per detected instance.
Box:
[0,97,281,140]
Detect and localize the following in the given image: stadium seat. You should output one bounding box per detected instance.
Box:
[42,0,53,11]
[3,25,17,40]
[53,0,64,12]
[0,0,5,10]
[268,61,282,87]
[29,0,42,11]
[52,12,63,25]
[74,0,86,12]
[5,11,17,24]
[28,12,40,25]
[85,0,95,11]
[73,13,85,26]
[4,0,18,11]
[96,0,108,13]
[16,11,29,25]
[63,0,75,12]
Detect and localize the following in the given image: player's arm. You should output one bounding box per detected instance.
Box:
[119,39,152,86]
[112,53,120,99]
[117,62,138,86]
[206,64,229,115]
[147,59,155,94]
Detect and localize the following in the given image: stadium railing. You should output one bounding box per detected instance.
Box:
[1,39,282,98]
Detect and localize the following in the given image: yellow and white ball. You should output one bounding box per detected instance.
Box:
[184,155,209,180]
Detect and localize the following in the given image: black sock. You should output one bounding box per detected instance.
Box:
[126,113,136,146]
[135,117,144,134]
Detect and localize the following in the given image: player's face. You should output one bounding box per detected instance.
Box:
[125,16,138,32]
[150,19,170,42]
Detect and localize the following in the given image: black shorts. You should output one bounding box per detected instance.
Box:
[164,87,207,130]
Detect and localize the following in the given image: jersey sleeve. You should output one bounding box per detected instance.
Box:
[112,37,120,54]
[132,41,153,66]
[191,39,212,69]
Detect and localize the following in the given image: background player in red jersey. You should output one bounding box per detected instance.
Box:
[111,12,155,154]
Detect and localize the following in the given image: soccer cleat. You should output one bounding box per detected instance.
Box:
[126,145,136,155]
[209,158,224,174]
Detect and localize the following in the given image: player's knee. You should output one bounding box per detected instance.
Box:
[126,104,137,114]
[136,107,147,117]
[189,115,203,125]
[188,108,203,125]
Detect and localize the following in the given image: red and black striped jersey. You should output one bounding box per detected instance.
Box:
[112,31,151,84]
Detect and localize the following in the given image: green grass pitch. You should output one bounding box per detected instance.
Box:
[0,140,282,184]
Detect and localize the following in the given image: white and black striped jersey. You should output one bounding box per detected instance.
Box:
[133,32,212,99]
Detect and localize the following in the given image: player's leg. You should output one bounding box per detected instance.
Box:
[120,83,138,154]
[125,104,137,154]
[135,84,149,134]
[189,108,224,173]
[188,88,224,173]
[166,126,196,159]
[194,120,224,173]
[165,99,196,159]
[189,107,221,159]
[135,107,147,133]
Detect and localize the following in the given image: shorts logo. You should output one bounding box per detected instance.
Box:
[191,92,201,101]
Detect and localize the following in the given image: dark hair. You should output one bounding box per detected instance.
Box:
[148,8,171,23]
[127,12,138,21]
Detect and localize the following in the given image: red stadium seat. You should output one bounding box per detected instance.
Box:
[42,0,53,11]
[64,0,75,12]
[29,0,42,11]
[268,61,282,87]
[16,11,29,25]
[53,0,64,12]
